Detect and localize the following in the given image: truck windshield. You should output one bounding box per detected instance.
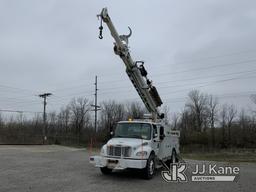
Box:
[114,123,151,140]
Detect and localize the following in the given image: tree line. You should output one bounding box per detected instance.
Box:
[0,90,256,150]
[174,90,256,151]
[0,98,146,146]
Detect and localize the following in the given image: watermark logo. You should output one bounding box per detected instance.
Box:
[161,163,239,182]
[161,163,187,182]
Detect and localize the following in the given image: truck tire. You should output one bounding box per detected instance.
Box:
[100,167,112,175]
[143,154,155,179]
[171,150,178,164]
[166,150,178,168]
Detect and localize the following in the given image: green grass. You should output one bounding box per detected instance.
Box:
[58,143,256,163]
[182,151,256,163]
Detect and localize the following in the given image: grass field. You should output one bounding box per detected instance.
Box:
[63,145,256,163]
[182,151,256,163]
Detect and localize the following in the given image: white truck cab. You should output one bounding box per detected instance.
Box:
[90,120,180,179]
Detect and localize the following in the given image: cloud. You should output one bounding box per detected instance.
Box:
[0,0,256,113]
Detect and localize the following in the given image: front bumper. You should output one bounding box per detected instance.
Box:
[90,156,147,170]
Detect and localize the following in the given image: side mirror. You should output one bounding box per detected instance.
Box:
[159,126,165,140]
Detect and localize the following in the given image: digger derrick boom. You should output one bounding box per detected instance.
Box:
[98,8,163,120]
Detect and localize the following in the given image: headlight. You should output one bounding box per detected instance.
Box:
[142,142,148,146]
[136,151,147,157]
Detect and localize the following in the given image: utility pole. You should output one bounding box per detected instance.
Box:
[91,76,100,133]
[38,93,52,144]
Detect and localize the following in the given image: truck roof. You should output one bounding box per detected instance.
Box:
[118,120,159,125]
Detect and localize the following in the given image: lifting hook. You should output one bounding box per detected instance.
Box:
[98,16,103,39]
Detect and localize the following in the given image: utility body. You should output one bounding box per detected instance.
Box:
[90,8,180,179]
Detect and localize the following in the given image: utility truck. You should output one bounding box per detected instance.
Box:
[90,8,180,179]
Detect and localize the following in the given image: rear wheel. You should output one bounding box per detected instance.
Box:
[143,154,155,179]
[166,150,178,168]
[100,167,112,175]
[171,150,178,164]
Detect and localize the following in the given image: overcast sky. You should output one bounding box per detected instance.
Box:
[0,0,256,117]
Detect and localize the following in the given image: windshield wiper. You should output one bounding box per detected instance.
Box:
[129,135,144,139]
[114,135,125,138]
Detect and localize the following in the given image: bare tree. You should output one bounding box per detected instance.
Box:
[219,104,237,147]
[69,97,91,144]
[238,109,248,147]
[0,112,3,129]
[100,101,125,139]
[208,95,218,147]
[250,94,256,104]
[17,112,25,143]
[226,104,237,144]
[48,112,57,139]
[170,112,179,130]
[186,90,209,132]
[125,101,146,119]
[250,94,256,114]
[161,105,171,125]
[58,106,71,134]
[219,104,227,147]
[179,109,188,144]
[33,113,43,134]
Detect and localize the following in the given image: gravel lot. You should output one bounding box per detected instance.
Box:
[0,145,255,192]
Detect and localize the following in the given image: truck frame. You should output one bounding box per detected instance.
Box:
[90,8,180,179]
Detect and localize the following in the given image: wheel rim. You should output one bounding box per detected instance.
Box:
[149,160,154,175]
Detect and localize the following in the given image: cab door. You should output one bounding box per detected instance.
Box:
[152,124,160,156]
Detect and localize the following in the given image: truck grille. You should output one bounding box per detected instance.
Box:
[107,145,131,157]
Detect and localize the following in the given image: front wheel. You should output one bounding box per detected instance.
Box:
[100,167,112,175]
[143,154,155,179]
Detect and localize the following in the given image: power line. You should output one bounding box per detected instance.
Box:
[97,58,256,85]
[156,68,256,85]
[157,49,256,67]
[97,68,256,93]
[123,90,256,105]
[0,50,255,96]
[1,71,255,109]
[0,109,42,114]
[25,49,256,89]
[44,73,256,108]
[1,62,255,109]
[154,58,256,76]
[164,92,256,105]
[0,84,36,93]
[1,91,255,114]
[50,92,93,100]
[0,96,41,106]
[47,66,256,99]
[88,51,256,79]
[160,75,256,96]
[2,102,41,110]
[49,86,256,110]
[49,57,256,91]
[97,74,256,96]
[1,57,249,97]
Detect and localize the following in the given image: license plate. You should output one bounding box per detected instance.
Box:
[107,159,118,168]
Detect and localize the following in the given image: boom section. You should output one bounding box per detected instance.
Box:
[98,8,163,120]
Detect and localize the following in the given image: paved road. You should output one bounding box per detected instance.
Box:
[0,145,255,192]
